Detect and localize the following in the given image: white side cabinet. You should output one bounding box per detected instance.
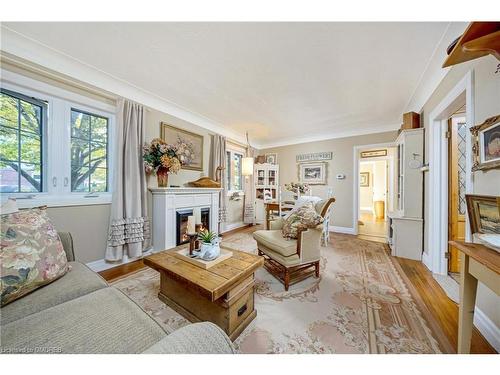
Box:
[388,128,424,260]
[254,163,279,224]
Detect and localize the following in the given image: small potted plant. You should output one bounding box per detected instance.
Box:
[196,230,221,260]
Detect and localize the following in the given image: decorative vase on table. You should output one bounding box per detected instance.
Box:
[143,137,195,188]
[156,166,169,187]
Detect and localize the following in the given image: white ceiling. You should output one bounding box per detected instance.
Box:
[2,22,451,147]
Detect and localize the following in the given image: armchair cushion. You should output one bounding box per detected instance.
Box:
[281,202,324,239]
[252,230,298,257]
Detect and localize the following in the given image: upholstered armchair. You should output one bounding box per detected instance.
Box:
[253,198,335,291]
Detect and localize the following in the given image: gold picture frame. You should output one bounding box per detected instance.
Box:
[465,194,500,234]
[470,114,500,171]
[160,123,204,171]
[360,172,370,187]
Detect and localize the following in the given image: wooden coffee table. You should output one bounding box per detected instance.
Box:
[144,244,264,341]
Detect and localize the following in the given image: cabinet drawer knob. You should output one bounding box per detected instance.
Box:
[237,304,248,317]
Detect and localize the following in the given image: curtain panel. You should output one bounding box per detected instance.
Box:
[243,146,256,224]
[105,99,150,261]
[209,134,227,227]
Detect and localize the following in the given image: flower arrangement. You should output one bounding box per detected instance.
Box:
[284,182,310,195]
[143,137,194,187]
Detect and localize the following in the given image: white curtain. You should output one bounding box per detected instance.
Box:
[243,146,256,224]
[105,99,150,261]
[210,134,227,228]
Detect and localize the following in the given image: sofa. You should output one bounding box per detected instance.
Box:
[0,232,235,354]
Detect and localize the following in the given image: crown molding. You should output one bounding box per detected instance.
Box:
[0,25,247,144]
[258,123,400,150]
[404,22,469,114]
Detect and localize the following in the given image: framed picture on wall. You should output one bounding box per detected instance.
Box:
[160,122,204,171]
[265,153,278,164]
[360,172,370,187]
[298,162,327,185]
[466,194,500,234]
[471,115,500,171]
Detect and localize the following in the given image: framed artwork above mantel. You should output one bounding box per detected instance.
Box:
[160,122,204,171]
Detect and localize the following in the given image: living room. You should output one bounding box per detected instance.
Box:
[1,1,499,372]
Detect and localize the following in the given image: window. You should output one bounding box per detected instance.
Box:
[70,109,108,192]
[0,89,45,193]
[226,149,244,192]
[0,73,114,207]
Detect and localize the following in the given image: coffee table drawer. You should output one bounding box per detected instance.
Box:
[228,283,254,333]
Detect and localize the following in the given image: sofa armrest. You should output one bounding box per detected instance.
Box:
[142,322,235,354]
[58,232,75,262]
[269,218,284,230]
[299,226,322,263]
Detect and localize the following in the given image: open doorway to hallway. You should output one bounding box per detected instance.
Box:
[356,147,396,243]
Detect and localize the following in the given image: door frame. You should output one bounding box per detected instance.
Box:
[353,142,395,235]
[426,70,474,275]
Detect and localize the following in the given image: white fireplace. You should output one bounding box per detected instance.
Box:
[149,187,221,251]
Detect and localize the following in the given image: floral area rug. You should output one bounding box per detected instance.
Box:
[112,231,447,353]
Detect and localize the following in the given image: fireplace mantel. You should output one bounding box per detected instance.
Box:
[149,187,221,251]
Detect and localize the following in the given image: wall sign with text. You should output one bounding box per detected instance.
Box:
[296,151,333,162]
[360,149,387,158]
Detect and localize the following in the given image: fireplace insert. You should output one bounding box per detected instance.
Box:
[176,207,210,246]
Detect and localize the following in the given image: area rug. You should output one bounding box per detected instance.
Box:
[112,231,447,353]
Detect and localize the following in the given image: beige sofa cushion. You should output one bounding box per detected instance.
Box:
[0,287,166,354]
[1,262,108,325]
[1,207,69,306]
[253,230,297,257]
[143,322,235,354]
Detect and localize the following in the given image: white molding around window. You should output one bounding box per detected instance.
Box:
[0,69,116,207]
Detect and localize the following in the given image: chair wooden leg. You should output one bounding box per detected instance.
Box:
[284,268,290,291]
[258,249,263,256]
[315,261,320,277]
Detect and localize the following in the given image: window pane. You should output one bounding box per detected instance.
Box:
[71,110,91,139]
[0,161,19,193]
[20,163,41,192]
[72,165,90,192]
[0,93,18,129]
[226,151,231,190]
[20,100,42,134]
[0,126,19,161]
[71,109,108,192]
[71,138,90,168]
[21,132,41,164]
[91,168,107,192]
[92,116,108,142]
[233,153,242,190]
[0,90,45,193]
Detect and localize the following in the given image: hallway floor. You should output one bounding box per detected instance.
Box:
[358,211,388,243]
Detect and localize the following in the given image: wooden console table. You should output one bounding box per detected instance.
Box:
[449,240,500,353]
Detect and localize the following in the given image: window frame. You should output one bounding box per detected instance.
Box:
[0,72,115,208]
[0,87,48,194]
[226,148,245,195]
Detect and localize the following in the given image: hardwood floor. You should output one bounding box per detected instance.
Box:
[100,226,496,353]
[395,257,496,354]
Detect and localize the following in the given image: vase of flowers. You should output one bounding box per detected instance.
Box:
[143,137,194,187]
[284,182,310,199]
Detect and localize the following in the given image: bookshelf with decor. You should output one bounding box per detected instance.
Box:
[254,163,279,223]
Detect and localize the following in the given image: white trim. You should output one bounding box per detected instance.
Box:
[404,22,469,113]
[353,142,396,236]
[222,221,247,233]
[259,123,399,149]
[474,307,500,352]
[329,226,356,235]
[0,26,248,146]
[427,70,474,275]
[11,194,112,209]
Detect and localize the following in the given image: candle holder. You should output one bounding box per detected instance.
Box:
[187,233,198,256]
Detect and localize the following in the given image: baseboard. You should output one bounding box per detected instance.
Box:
[474,307,500,352]
[359,207,373,212]
[421,251,432,271]
[329,226,356,235]
[86,247,156,272]
[223,221,246,232]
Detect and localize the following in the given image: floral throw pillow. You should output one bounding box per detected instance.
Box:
[282,202,324,240]
[1,207,69,306]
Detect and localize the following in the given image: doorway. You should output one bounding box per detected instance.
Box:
[358,158,389,242]
[447,108,467,277]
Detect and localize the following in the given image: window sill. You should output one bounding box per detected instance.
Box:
[2,193,112,209]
